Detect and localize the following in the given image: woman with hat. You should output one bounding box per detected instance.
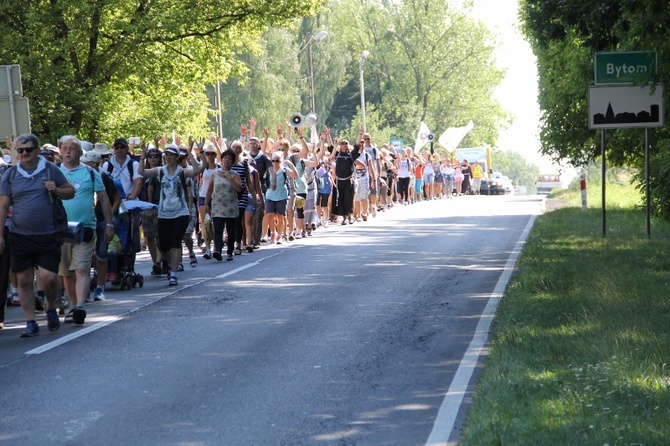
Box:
[138,139,205,286]
[198,145,220,260]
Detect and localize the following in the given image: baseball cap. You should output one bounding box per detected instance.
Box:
[81,151,102,163]
[112,137,129,148]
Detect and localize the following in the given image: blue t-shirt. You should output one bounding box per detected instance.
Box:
[60,164,105,229]
[265,169,289,202]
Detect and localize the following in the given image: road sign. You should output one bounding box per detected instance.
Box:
[595,51,657,84]
[0,65,23,97]
[588,85,664,129]
[0,97,31,136]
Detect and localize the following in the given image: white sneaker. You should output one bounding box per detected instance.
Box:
[203,249,212,260]
[261,235,269,243]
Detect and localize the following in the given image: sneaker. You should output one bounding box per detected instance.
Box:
[245,245,254,253]
[73,307,86,325]
[46,308,60,332]
[212,251,222,261]
[177,263,184,272]
[20,321,39,338]
[261,234,269,243]
[189,253,198,268]
[203,249,212,260]
[288,233,295,241]
[295,232,302,239]
[361,214,368,221]
[276,237,282,245]
[151,262,162,275]
[85,293,93,303]
[226,255,233,261]
[341,219,348,226]
[168,274,178,287]
[93,287,106,301]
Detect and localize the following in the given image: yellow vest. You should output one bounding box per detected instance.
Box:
[472,164,483,179]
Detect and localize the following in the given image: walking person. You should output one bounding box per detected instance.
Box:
[58,136,115,325]
[0,134,75,337]
[138,140,205,286]
[330,140,360,224]
[204,149,241,261]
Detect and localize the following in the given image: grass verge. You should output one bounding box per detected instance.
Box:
[460,181,670,445]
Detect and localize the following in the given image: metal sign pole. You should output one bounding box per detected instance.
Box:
[602,129,606,237]
[646,128,651,238]
[5,66,18,135]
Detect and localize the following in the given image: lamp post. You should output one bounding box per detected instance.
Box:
[359,50,370,132]
[307,30,328,114]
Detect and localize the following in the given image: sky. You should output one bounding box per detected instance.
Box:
[470,0,560,173]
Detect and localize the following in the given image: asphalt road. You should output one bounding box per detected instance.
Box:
[0,194,543,445]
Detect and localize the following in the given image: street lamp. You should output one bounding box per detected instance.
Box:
[359,50,370,132]
[307,30,328,113]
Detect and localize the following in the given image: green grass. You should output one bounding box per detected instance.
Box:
[460,181,670,445]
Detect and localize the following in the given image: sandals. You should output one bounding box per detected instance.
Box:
[234,248,242,256]
[64,309,75,323]
[245,245,254,253]
[189,253,198,268]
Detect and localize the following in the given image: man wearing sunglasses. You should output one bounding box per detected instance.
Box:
[0,133,75,337]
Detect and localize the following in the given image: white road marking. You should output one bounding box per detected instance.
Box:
[425,215,537,445]
[25,251,286,356]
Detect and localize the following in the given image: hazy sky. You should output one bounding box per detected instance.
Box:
[470,0,558,171]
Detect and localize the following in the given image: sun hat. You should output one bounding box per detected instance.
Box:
[81,151,102,163]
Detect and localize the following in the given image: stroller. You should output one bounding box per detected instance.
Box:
[107,203,148,290]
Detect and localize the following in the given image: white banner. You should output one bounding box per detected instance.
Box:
[414,122,432,153]
[438,121,474,151]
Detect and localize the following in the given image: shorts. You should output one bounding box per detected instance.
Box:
[423,173,435,185]
[245,194,256,213]
[141,208,159,238]
[265,199,287,216]
[59,239,95,276]
[158,215,190,251]
[317,193,330,208]
[9,233,61,274]
[414,178,424,194]
[355,176,370,201]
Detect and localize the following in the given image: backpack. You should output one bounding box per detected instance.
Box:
[318,171,332,194]
[107,158,148,201]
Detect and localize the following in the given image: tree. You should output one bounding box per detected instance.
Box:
[0,0,324,144]
[330,0,507,145]
[519,0,670,218]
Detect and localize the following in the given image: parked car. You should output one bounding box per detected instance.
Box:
[481,173,507,195]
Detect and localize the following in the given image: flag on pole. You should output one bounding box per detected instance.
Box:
[414,122,431,153]
[438,121,475,152]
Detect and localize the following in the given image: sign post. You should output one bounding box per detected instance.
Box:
[590,51,661,238]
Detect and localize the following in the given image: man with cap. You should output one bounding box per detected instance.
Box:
[81,150,122,301]
[102,138,144,256]
[102,138,143,201]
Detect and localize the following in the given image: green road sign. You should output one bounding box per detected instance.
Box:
[595,51,657,84]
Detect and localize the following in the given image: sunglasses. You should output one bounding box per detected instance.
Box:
[272,160,281,163]
[147,153,160,158]
[205,152,217,157]
[113,145,128,150]
[17,147,38,154]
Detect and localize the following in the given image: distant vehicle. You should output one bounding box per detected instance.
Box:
[536,174,563,194]
[481,172,510,195]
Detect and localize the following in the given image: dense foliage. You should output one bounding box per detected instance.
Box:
[0,0,324,143]
[519,0,670,219]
